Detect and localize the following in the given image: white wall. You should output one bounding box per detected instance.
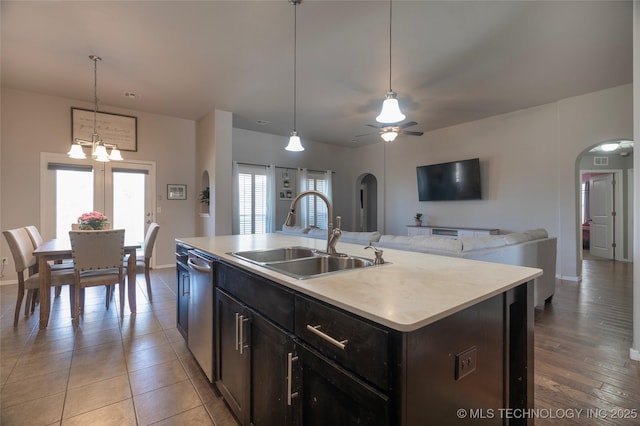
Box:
[352,84,633,280]
[231,128,357,230]
[0,88,196,279]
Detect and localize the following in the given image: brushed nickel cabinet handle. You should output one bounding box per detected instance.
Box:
[287,352,299,405]
[239,316,249,355]
[306,324,348,350]
[235,313,240,351]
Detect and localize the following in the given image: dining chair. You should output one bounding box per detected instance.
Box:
[69,229,125,324]
[3,228,75,326]
[25,225,74,301]
[126,222,160,302]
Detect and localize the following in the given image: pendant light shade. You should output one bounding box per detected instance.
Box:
[376,91,405,124]
[68,55,124,161]
[376,0,405,125]
[286,131,304,152]
[286,0,304,151]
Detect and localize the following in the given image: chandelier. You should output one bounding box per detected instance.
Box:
[68,55,123,162]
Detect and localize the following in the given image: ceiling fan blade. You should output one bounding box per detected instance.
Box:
[365,123,382,129]
[353,132,374,138]
[398,121,418,129]
[400,130,424,136]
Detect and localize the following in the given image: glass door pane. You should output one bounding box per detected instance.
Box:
[55,169,94,239]
[112,171,146,246]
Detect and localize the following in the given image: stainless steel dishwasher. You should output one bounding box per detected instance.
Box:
[186,249,215,382]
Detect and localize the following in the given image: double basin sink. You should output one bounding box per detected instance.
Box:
[230,246,376,279]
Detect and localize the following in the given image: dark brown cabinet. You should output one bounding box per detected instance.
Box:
[216,288,296,426]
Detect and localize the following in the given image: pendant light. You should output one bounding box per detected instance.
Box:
[68,55,123,162]
[285,0,304,152]
[376,0,405,124]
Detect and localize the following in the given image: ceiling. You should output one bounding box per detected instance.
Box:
[1,1,633,147]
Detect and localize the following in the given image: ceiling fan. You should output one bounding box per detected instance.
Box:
[355,121,424,142]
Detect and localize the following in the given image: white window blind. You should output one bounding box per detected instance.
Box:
[305,173,329,229]
[238,165,268,235]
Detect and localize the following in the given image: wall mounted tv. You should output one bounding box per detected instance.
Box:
[416,158,482,201]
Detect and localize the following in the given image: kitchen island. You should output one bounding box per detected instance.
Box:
[177,233,541,426]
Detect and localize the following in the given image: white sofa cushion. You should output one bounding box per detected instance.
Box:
[461,235,508,252]
[524,228,548,240]
[410,236,462,254]
[503,232,532,245]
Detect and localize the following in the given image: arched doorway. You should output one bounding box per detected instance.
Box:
[355,173,378,232]
[576,139,633,267]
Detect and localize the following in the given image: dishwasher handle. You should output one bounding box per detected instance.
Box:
[187,251,214,273]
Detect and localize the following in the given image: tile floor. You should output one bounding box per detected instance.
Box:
[0,268,238,425]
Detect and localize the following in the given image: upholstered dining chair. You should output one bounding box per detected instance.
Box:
[126,222,160,302]
[25,225,74,301]
[69,229,125,325]
[3,228,75,326]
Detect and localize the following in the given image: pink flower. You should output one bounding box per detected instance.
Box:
[78,211,108,222]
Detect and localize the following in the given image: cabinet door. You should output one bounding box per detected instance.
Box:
[295,342,390,426]
[176,263,189,339]
[251,312,297,426]
[216,289,251,425]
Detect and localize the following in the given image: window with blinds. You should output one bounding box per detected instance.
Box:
[238,166,267,235]
[305,173,328,229]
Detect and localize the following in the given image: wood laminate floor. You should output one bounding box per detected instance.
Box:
[1,259,638,425]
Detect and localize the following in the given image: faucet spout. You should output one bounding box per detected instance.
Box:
[284,190,339,254]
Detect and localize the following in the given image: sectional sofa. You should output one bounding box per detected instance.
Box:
[278,226,556,308]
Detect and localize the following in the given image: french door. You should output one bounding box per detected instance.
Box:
[41,153,155,256]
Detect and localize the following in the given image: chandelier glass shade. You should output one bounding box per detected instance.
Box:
[67,55,123,162]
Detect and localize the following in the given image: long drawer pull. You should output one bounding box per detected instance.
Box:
[306,325,348,350]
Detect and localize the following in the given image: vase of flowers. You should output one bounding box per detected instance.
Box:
[78,211,110,230]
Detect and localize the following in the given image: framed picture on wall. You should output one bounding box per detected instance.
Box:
[167,184,187,200]
[72,107,137,152]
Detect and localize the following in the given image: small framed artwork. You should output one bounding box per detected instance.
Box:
[167,184,187,200]
[283,180,290,189]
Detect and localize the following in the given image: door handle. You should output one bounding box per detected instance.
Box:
[287,352,299,405]
[182,274,190,296]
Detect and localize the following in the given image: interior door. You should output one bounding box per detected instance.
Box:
[589,174,614,259]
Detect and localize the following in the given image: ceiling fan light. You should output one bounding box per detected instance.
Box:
[68,142,87,159]
[109,147,124,161]
[381,130,398,142]
[286,131,304,152]
[376,92,405,123]
[601,143,619,152]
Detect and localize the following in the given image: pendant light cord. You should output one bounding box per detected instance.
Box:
[90,55,101,135]
[388,0,392,92]
[293,1,297,132]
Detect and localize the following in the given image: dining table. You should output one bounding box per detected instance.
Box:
[33,237,141,329]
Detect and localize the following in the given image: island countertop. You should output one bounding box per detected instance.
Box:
[177,233,541,332]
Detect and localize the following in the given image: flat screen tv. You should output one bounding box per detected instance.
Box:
[416,158,482,201]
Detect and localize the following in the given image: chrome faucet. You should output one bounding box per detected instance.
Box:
[285,190,342,255]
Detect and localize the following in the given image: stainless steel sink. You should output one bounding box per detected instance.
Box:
[229,246,378,279]
[263,255,374,279]
[231,246,318,263]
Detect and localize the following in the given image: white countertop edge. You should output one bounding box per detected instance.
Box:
[177,234,542,332]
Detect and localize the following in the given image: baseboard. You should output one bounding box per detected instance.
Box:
[630,347,640,361]
[0,279,18,286]
[154,263,176,270]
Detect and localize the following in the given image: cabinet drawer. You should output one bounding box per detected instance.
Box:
[218,261,294,332]
[295,295,391,391]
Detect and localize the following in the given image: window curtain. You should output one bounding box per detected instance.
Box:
[298,168,309,228]
[324,170,333,204]
[266,164,276,233]
[232,161,239,234]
